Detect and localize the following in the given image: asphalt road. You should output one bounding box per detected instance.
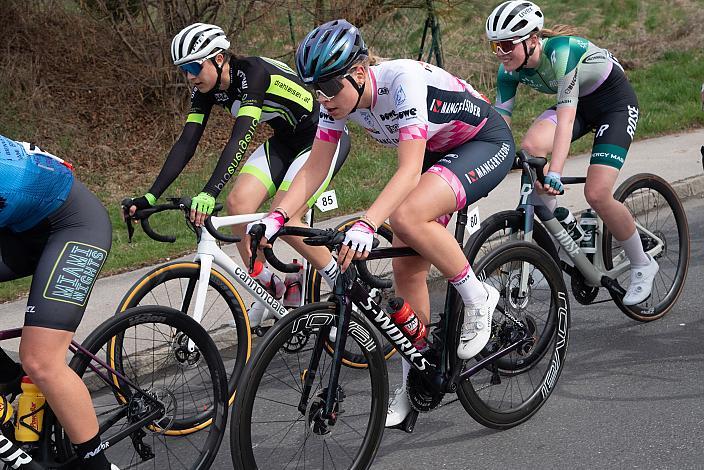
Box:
[201,195,704,470]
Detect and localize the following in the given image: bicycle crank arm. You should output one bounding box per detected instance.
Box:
[455,334,530,384]
[601,276,627,298]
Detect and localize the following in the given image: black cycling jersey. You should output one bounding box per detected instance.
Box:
[149,56,320,199]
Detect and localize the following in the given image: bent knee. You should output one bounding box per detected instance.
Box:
[584,186,613,211]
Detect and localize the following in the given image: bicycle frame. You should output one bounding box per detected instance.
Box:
[185,207,328,327]
[295,208,535,418]
[515,163,665,294]
[0,328,164,469]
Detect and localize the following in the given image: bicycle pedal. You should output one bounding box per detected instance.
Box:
[389,409,418,433]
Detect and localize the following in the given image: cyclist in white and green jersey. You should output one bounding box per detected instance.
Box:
[486,1,658,306]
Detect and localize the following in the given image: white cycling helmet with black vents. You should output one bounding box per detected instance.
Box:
[486,1,544,41]
[171,23,230,66]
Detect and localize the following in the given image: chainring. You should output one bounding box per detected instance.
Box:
[406,368,443,413]
[570,274,599,305]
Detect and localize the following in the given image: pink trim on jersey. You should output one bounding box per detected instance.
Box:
[369,68,378,109]
[316,127,343,143]
[426,164,467,211]
[399,124,428,141]
[449,263,470,283]
[581,61,614,97]
[427,118,488,153]
[435,213,452,227]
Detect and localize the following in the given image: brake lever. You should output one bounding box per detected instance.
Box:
[248,224,265,273]
[120,198,135,243]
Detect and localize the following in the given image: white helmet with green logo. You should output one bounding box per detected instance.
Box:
[486,1,544,41]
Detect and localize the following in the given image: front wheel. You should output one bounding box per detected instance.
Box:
[231,302,388,470]
[603,173,689,321]
[452,241,570,429]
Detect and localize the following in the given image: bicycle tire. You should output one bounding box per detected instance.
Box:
[57,306,228,469]
[231,302,387,470]
[602,173,689,321]
[463,210,559,266]
[115,261,251,430]
[307,219,396,368]
[451,241,570,429]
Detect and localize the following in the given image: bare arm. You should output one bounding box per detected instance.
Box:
[547,105,577,175]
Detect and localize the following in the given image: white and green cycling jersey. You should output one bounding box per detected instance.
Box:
[495,36,622,116]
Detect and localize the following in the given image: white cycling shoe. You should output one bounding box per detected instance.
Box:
[111,465,121,470]
[385,387,411,428]
[457,283,500,360]
[623,255,659,306]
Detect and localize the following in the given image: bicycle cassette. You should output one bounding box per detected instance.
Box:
[407,369,444,413]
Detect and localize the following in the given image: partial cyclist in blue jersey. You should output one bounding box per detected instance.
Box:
[486,1,657,305]
[0,135,117,470]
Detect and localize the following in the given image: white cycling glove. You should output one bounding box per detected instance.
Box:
[246,211,286,240]
[343,221,375,254]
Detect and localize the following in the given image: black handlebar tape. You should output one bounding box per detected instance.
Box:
[204,217,241,243]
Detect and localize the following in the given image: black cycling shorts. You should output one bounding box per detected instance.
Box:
[537,66,639,170]
[423,107,515,224]
[0,180,112,332]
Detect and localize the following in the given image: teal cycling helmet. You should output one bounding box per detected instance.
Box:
[296,19,368,84]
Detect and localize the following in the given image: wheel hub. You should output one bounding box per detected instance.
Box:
[174,331,201,368]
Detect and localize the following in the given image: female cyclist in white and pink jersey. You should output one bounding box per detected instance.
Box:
[247,19,515,428]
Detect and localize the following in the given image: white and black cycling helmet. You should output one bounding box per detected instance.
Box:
[171,23,230,66]
[486,1,544,41]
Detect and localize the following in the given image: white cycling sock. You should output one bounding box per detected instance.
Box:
[540,193,558,213]
[319,258,339,290]
[449,263,487,306]
[619,229,650,267]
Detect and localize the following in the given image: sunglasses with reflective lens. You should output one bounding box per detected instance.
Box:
[179,58,207,76]
[490,34,531,55]
[312,74,350,100]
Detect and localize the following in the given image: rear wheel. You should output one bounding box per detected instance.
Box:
[452,241,570,429]
[57,306,228,469]
[603,174,689,321]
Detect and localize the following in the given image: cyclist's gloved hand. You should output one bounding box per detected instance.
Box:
[246,211,286,241]
[338,220,375,273]
[544,171,564,194]
[125,192,156,219]
[190,191,215,226]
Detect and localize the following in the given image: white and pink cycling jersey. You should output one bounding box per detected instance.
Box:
[316,59,493,153]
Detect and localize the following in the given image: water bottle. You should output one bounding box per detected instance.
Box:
[387,297,427,351]
[283,259,303,308]
[15,377,44,442]
[554,207,584,243]
[579,209,598,254]
[0,395,13,425]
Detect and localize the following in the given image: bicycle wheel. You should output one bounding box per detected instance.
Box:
[231,302,387,470]
[56,306,228,469]
[115,261,251,430]
[463,210,559,266]
[603,173,690,321]
[307,219,396,368]
[451,241,570,429]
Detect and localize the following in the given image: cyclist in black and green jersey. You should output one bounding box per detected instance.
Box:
[485,1,658,306]
[127,23,350,326]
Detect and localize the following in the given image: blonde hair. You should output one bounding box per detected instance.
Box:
[540,24,583,38]
[356,50,385,67]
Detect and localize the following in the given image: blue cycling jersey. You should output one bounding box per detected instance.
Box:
[0,135,74,232]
